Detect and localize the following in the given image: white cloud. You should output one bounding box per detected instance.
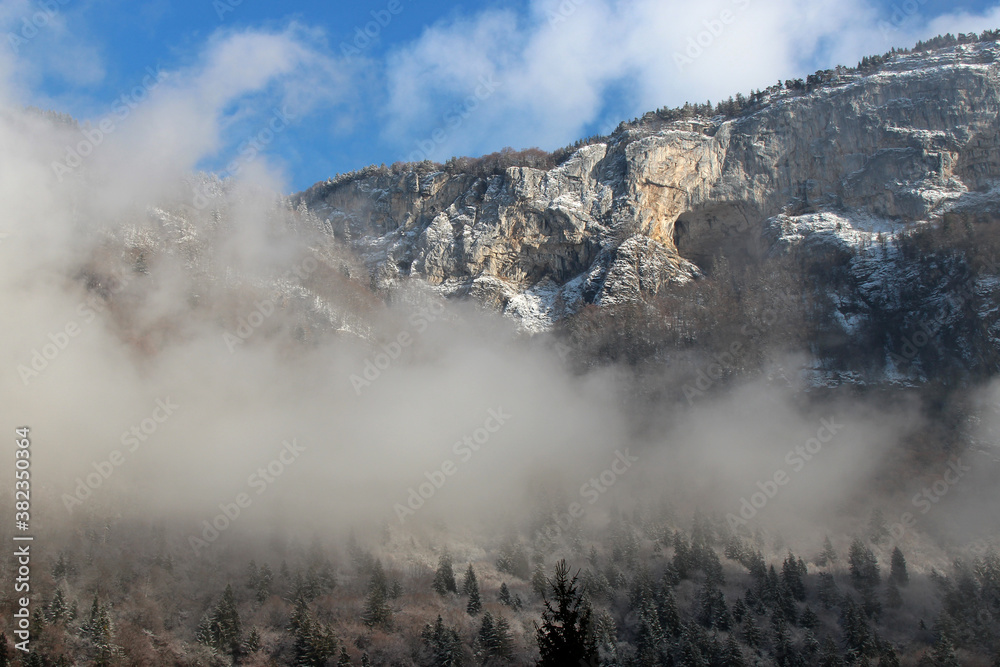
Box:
[380,0,1000,161]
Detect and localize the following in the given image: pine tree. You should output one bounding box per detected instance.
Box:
[244,627,262,653]
[433,552,458,596]
[635,597,666,664]
[532,561,548,599]
[46,587,68,624]
[290,597,338,666]
[337,646,352,666]
[498,582,513,606]
[696,581,731,630]
[890,547,909,586]
[930,633,960,667]
[803,629,820,660]
[0,635,9,667]
[800,606,820,629]
[819,635,843,666]
[86,594,114,667]
[878,643,901,667]
[658,585,682,638]
[536,560,598,666]
[476,611,513,662]
[461,563,477,596]
[723,633,745,666]
[420,616,464,667]
[255,563,274,603]
[672,531,693,579]
[849,538,880,593]
[782,551,806,601]
[886,578,903,609]
[820,535,838,565]
[742,615,761,650]
[466,566,482,616]
[361,653,372,667]
[818,572,840,609]
[197,584,243,660]
[363,559,393,629]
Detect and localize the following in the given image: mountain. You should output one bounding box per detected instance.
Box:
[294,37,1000,386]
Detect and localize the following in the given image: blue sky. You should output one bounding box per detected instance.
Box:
[3,0,1000,193]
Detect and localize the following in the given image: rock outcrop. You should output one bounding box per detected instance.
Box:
[296,41,1000,335]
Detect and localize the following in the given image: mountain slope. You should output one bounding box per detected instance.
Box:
[294,39,1000,383]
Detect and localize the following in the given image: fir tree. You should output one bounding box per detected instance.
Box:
[930,633,960,667]
[85,594,114,667]
[886,578,903,609]
[363,559,393,629]
[819,635,843,667]
[658,585,682,638]
[476,611,513,663]
[420,616,464,667]
[433,552,458,596]
[849,538,880,593]
[635,598,666,664]
[820,535,838,565]
[724,633,746,666]
[197,584,243,660]
[244,627,262,653]
[782,551,807,601]
[890,547,909,586]
[696,581,731,630]
[532,561,549,599]
[818,572,840,610]
[800,605,820,630]
[536,560,598,666]
[337,646,352,666]
[290,597,338,667]
[255,563,274,603]
[466,566,482,616]
[461,563,477,596]
[672,531,694,579]
[498,582,513,607]
[46,587,68,624]
[742,615,762,650]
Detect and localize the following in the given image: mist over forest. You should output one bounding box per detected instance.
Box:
[3,10,1000,667]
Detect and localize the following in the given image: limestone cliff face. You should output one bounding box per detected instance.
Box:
[297,42,1000,332]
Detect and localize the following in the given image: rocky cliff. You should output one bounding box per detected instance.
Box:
[295,41,1000,350]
